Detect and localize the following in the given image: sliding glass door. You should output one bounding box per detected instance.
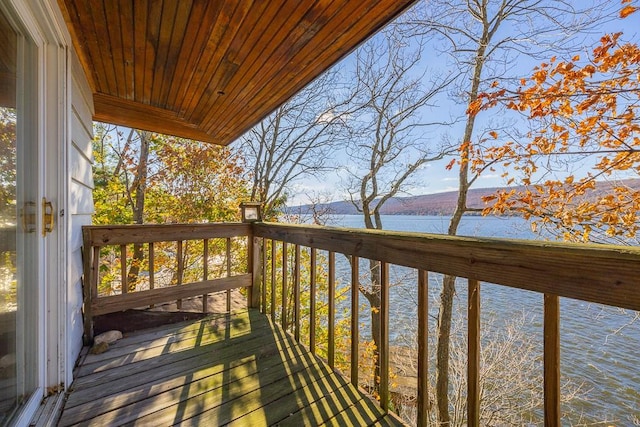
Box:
[0,7,39,424]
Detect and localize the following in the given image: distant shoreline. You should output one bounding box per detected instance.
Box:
[286,178,640,217]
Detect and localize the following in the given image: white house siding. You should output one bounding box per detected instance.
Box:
[67,49,94,384]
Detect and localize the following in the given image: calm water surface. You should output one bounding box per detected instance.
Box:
[329,215,639,424]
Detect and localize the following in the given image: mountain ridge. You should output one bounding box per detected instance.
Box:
[286,178,640,216]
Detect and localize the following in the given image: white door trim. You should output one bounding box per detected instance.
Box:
[2,1,70,424]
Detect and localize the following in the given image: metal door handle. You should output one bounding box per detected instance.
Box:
[42,198,54,236]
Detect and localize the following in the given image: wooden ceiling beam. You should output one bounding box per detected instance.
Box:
[93,93,220,144]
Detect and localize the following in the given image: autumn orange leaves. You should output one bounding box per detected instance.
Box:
[467,1,640,242]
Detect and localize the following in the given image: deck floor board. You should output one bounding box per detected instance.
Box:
[75,318,273,378]
[59,309,405,426]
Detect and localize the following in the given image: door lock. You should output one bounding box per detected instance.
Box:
[20,201,36,233]
[42,198,55,236]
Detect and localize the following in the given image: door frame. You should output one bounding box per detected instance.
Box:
[1,0,69,424]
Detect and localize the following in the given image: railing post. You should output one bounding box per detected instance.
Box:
[120,244,127,294]
[328,251,336,369]
[149,242,155,308]
[309,247,317,354]
[294,245,301,342]
[226,237,232,311]
[417,269,429,427]
[350,255,359,386]
[380,261,390,412]
[82,229,95,344]
[248,234,261,309]
[176,241,183,309]
[468,279,481,427]
[271,241,276,321]
[282,241,288,328]
[202,239,208,312]
[544,294,561,427]
[262,239,267,313]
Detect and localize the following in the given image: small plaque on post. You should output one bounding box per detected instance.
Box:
[240,202,262,223]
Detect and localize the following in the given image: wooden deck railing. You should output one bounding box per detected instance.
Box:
[82,221,640,426]
[82,223,261,342]
[252,222,640,427]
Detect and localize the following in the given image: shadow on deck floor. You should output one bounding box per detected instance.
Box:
[58,309,405,426]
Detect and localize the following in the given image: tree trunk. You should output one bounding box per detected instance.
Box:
[436,274,456,425]
[361,259,382,394]
[435,26,487,424]
[436,201,466,425]
[127,131,150,291]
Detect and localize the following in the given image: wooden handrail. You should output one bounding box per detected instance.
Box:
[253,221,640,426]
[82,221,640,425]
[253,222,640,312]
[84,223,250,246]
[82,223,255,343]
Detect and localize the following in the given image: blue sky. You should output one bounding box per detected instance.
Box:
[284,1,640,205]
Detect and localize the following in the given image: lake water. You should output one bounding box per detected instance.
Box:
[329,214,639,425]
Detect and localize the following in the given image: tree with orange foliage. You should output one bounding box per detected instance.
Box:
[409,1,617,424]
[474,2,640,244]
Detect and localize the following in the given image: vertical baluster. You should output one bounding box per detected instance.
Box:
[248,235,261,309]
[328,251,336,369]
[176,240,183,309]
[271,241,276,321]
[294,245,301,342]
[309,247,317,355]
[202,239,208,313]
[380,261,390,412]
[262,239,267,313]
[417,270,429,427]
[282,241,288,330]
[226,237,231,311]
[544,294,561,427]
[83,244,100,343]
[351,255,359,386]
[120,244,127,294]
[149,242,155,308]
[468,279,481,427]
[91,245,100,300]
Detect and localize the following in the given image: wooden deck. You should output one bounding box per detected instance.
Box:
[58,309,404,426]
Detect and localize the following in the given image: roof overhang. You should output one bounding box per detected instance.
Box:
[58,0,416,145]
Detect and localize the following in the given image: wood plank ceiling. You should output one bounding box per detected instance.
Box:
[58,0,416,145]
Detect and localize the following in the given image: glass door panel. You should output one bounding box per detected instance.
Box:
[0,7,39,424]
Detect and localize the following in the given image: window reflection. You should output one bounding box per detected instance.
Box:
[0,8,19,423]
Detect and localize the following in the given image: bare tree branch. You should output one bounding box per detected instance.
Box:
[237,68,351,218]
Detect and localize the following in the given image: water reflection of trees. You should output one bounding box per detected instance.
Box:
[0,108,16,225]
[0,107,16,314]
